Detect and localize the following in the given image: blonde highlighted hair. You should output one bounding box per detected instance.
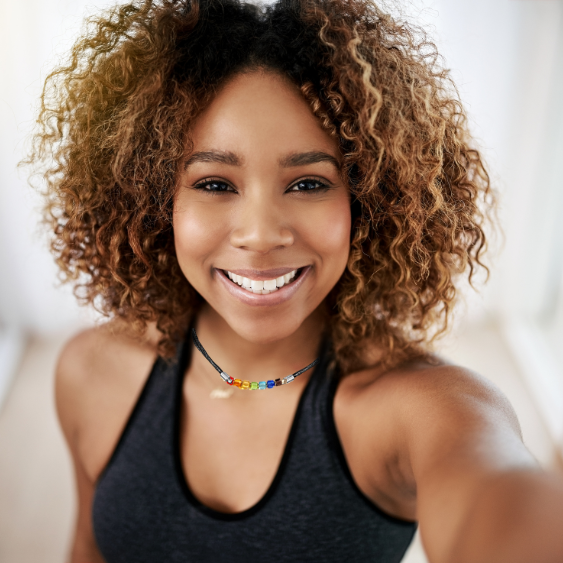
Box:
[26,0,493,373]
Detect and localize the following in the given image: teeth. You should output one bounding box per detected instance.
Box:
[263,279,277,290]
[225,269,300,293]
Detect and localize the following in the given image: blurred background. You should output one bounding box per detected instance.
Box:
[0,0,562,561]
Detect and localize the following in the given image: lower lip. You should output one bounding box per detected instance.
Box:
[215,267,311,307]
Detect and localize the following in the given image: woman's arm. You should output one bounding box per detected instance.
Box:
[443,468,563,563]
[65,454,107,563]
[403,365,563,563]
[54,324,158,563]
[55,335,107,563]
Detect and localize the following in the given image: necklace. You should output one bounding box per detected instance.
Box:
[191,327,320,391]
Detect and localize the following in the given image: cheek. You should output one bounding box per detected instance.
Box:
[172,200,225,276]
[301,197,351,272]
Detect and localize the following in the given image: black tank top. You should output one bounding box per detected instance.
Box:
[92,335,417,562]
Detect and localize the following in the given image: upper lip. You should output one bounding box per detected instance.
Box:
[219,267,305,280]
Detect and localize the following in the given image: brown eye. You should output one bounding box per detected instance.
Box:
[193,179,235,192]
[289,179,330,192]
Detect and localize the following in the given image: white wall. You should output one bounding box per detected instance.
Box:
[0,0,115,335]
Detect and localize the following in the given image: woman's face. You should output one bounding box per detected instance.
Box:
[173,70,351,344]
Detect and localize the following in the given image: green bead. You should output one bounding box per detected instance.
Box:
[250,382,259,390]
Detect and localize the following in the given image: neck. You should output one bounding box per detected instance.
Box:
[192,304,326,386]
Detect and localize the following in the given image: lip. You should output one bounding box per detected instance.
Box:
[215,266,311,307]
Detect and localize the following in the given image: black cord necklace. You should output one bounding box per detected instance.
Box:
[191,327,320,390]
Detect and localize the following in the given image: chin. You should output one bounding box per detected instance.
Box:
[225,312,308,345]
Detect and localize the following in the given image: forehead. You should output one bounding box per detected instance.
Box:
[187,70,340,159]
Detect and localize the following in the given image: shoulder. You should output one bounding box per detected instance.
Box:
[334,356,527,519]
[382,360,529,478]
[55,322,159,481]
[382,359,520,427]
[383,360,524,462]
[340,356,521,436]
[56,321,160,392]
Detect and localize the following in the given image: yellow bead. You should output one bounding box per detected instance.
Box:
[241,380,250,390]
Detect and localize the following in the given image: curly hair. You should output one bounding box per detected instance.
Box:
[26,0,493,373]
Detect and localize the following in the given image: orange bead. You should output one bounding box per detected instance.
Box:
[233,379,242,388]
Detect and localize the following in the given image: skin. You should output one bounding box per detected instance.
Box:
[56,70,563,563]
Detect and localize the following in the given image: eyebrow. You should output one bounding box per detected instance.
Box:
[184,151,242,169]
[183,150,341,171]
[278,151,341,171]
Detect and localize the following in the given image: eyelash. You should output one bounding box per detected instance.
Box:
[191,177,331,194]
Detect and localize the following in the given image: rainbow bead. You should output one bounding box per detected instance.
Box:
[191,327,319,393]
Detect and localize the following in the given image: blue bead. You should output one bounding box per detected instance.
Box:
[259,381,267,390]
[267,380,275,388]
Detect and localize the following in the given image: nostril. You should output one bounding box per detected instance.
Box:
[229,221,294,252]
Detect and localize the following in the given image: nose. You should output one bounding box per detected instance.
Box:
[229,193,294,253]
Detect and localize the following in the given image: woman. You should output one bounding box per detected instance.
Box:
[28,0,563,561]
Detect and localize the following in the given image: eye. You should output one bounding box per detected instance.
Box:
[288,178,331,192]
[192,178,236,193]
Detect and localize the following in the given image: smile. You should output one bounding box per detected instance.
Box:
[215,266,311,307]
[224,269,299,294]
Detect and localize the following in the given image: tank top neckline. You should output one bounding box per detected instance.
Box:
[94,327,416,527]
[93,327,418,563]
[170,331,333,522]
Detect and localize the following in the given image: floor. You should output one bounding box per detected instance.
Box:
[0,331,74,563]
[0,322,560,563]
